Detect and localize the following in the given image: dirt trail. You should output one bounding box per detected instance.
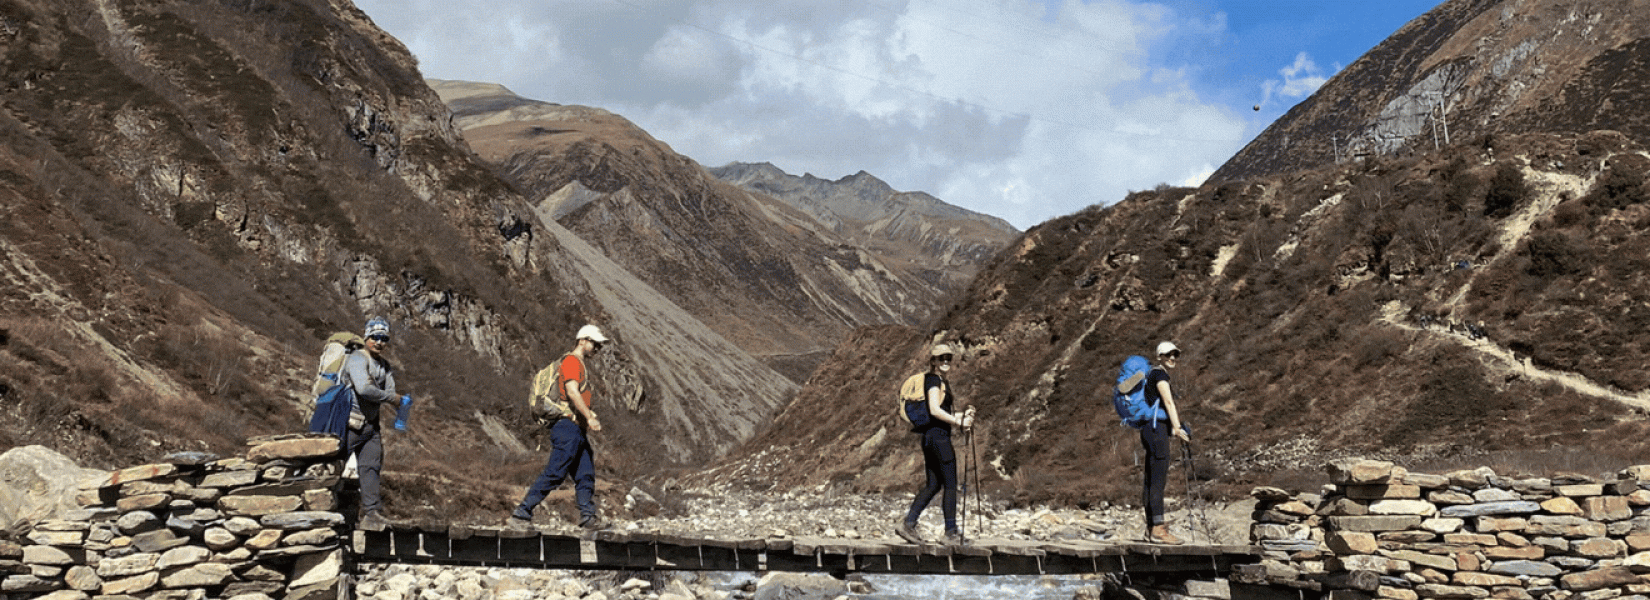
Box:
[1380,307,1650,411]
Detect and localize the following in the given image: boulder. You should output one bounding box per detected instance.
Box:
[0,446,106,531]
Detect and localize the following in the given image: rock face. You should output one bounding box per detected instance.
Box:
[1215,0,1650,181]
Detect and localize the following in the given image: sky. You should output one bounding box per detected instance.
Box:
[353,0,1444,229]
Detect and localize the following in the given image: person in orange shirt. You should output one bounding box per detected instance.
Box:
[510,324,611,531]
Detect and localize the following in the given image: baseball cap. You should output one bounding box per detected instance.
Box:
[930,343,955,358]
[1156,341,1180,357]
[577,324,609,343]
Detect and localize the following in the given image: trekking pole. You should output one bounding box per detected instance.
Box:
[963,421,976,534]
[963,425,976,534]
[959,428,968,543]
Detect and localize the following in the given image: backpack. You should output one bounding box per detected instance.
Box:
[528,354,575,421]
[1112,355,1161,428]
[303,332,363,421]
[897,373,935,429]
[307,332,363,450]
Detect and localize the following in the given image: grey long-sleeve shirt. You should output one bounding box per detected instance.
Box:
[344,352,396,425]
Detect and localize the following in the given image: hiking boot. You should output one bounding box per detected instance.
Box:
[1146,524,1182,545]
[506,515,533,531]
[360,511,389,532]
[944,531,965,546]
[579,515,611,531]
[894,521,923,544]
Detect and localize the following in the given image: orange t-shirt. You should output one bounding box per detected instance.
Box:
[559,354,591,411]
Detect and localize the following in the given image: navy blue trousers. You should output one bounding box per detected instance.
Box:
[516,418,596,519]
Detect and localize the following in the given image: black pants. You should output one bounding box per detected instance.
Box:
[905,427,958,532]
[1139,421,1171,526]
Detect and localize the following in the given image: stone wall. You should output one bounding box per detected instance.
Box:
[1243,459,1650,600]
[0,434,350,600]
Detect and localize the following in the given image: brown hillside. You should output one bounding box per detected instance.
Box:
[706,130,1650,506]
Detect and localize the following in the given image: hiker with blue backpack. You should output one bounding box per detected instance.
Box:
[1113,342,1190,544]
[342,316,401,532]
[895,343,975,546]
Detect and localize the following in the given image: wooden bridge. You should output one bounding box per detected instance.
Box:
[353,526,1259,577]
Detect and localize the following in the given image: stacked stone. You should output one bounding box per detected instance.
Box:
[1248,459,1650,600]
[1,434,349,600]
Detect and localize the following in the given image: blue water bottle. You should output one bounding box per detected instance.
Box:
[394,394,413,431]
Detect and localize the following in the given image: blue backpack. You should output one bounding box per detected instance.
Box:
[1112,355,1160,428]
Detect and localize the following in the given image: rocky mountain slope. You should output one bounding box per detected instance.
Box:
[708,162,1019,293]
[0,0,819,523]
[704,0,1650,505]
[1215,0,1650,182]
[429,81,1017,379]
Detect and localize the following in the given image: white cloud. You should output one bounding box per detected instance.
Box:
[354,0,1253,229]
[1260,51,1331,109]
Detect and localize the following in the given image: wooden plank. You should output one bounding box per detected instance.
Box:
[356,529,393,559]
[417,531,451,560]
[499,535,542,562]
[390,530,424,558]
[449,534,499,563]
[973,539,1046,557]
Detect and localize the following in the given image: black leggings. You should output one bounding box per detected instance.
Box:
[905,427,958,532]
[1139,421,1171,526]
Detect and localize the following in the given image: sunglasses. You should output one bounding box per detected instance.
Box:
[935,355,954,363]
[368,335,391,343]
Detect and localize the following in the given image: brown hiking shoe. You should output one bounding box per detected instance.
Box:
[895,521,923,544]
[1147,524,1182,545]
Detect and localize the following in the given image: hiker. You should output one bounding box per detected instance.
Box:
[344,316,400,531]
[895,343,974,545]
[510,324,612,531]
[1140,341,1190,544]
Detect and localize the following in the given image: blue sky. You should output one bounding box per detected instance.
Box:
[354,0,1444,229]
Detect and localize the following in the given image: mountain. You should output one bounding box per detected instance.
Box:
[428,81,1018,380]
[702,0,1650,503]
[709,162,1018,292]
[0,0,829,522]
[1215,0,1650,182]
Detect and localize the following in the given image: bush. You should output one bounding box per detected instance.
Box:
[1584,157,1650,214]
[1523,231,1591,278]
[1484,163,1528,218]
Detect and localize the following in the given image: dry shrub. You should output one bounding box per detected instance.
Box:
[1523,231,1592,278]
[1353,327,1411,370]
[1484,162,1529,218]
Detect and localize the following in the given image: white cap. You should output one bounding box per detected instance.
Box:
[1156,341,1180,357]
[577,324,609,343]
[930,343,955,358]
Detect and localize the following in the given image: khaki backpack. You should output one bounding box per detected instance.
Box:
[896,373,938,428]
[528,354,576,421]
[304,332,363,420]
